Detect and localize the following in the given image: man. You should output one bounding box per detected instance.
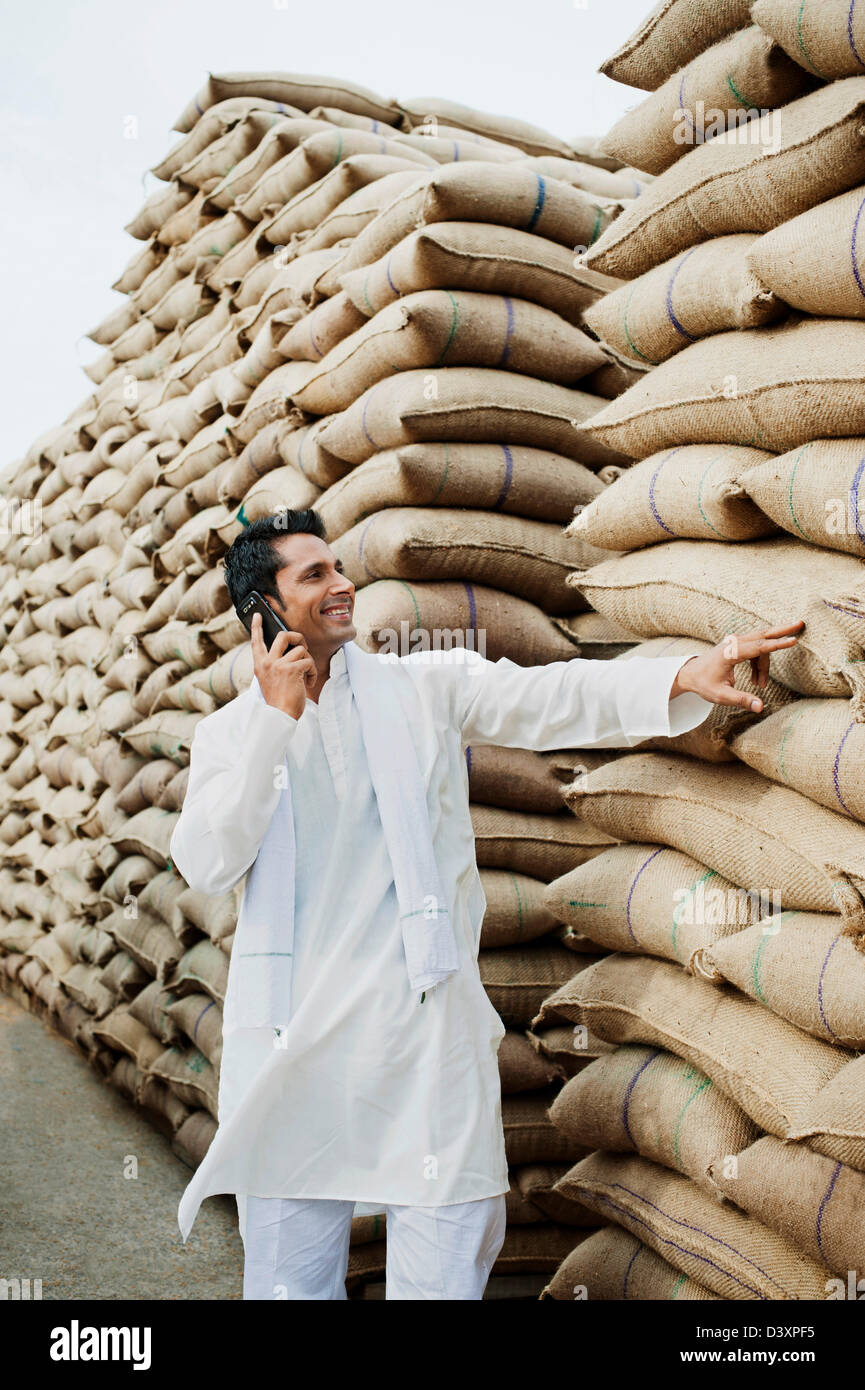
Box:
[169,508,804,1300]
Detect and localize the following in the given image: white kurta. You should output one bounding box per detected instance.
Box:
[170,644,714,1241]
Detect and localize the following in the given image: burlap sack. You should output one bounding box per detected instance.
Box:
[479,870,560,949]
[505,1172,547,1226]
[202,115,331,209]
[277,292,367,362]
[536,953,852,1137]
[468,748,570,816]
[584,237,782,370]
[93,1005,164,1071]
[586,79,865,278]
[172,1109,217,1168]
[790,1054,865,1171]
[175,884,239,945]
[525,157,650,203]
[277,420,352,490]
[731,698,865,824]
[581,318,865,456]
[568,442,776,548]
[747,185,865,319]
[551,1044,759,1193]
[122,710,204,765]
[128,979,183,1046]
[514,1163,597,1226]
[332,506,604,615]
[556,1152,833,1299]
[542,1225,720,1300]
[229,362,317,449]
[544,841,769,972]
[318,368,629,468]
[735,439,865,556]
[696,909,865,1049]
[138,1075,190,1135]
[599,0,755,91]
[300,169,424,253]
[570,538,865,706]
[181,645,254,710]
[290,291,608,415]
[316,443,603,539]
[340,223,621,327]
[333,163,622,283]
[498,1030,562,1094]
[601,25,812,175]
[710,1135,865,1279]
[566,752,865,939]
[472,805,616,881]
[616,634,797,761]
[479,945,598,1028]
[260,153,436,243]
[166,939,229,1005]
[753,0,865,79]
[172,75,401,135]
[164,992,223,1066]
[503,1088,591,1165]
[396,97,573,159]
[150,1045,218,1118]
[352,579,580,665]
[108,906,184,982]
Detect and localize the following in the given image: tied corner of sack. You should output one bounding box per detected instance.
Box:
[830,874,865,956]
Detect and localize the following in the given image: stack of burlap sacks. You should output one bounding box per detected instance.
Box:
[0,71,661,1299]
[533,0,865,1301]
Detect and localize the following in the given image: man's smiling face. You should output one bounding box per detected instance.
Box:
[268,532,356,658]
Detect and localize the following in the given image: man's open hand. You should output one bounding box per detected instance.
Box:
[671,620,806,713]
[251,613,317,720]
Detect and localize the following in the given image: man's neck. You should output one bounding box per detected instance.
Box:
[305,642,345,704]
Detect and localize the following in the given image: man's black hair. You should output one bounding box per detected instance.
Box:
[222,510,327,611]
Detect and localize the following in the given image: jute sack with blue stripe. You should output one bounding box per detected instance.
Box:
[567,442,776,547]
[746,183,865,318]
[752,0,865,79]
[543,840,774,972]
[735,439,865,557]
[554,1152,833,1299]
[541,1225,718,1300]
[586,78,865,279]
[549,1044,759,1194]
[695,910,865,1048]
[709,1135,865,1280]
[315,442,604,538]
[582,237,782,368]
[730,698,865,822]
[600,24,812,176]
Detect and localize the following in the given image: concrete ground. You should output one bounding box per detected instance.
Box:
[0,991,242,1300]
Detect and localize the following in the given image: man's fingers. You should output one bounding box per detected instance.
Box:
[726,633,801,662]
[250,612,265,657]
[713,683,764,713]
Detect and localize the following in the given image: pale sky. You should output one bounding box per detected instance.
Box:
[1,0,649,474]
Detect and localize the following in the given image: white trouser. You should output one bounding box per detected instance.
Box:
[236,1193,507,1300]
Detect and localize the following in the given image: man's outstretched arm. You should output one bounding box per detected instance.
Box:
[450,622,806,751]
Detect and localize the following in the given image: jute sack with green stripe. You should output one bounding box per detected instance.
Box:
[317,368,628,468]
[790,1053,865,1171]
[534,953,853,1137]
[316,443,603,539]
[472,804,616,882]
[339,222,621,326]
[752,0,865,79]
[730,698,865,822]
[583,237,782,368]
[568,442,777,547]
[735,439,865,557]
[325,162,622,288]
[541,1225,719,1300]
[696,910,865,1048]
[578,318,865,457]
[600,26,812,175]
[121,710,204,765]
[550,1045,759,1193]
[554,1152,833,1299]
[543,841,770,972]
[586,79,865,279]
[479,870,561,948]
[565,753,865,940]
[467,747,572,816]
[277,291,367,361]
[614,635,798,762]
[351,578,579,665]
[599,0,755,92]
[479,944,600,1029]
[258,153,437,243]
[331,505,607,614]
[746,185,865,318]
[212,466,321,550]
[498,1030,562,1093]
[569,537,865,705]
[289,291,608,415]
[709,1135,865,1280]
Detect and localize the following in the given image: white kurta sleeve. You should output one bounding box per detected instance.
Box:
[169,699,300,895]
[452,650,715,751]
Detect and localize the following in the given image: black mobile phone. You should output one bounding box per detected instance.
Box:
[237,590,293,651]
